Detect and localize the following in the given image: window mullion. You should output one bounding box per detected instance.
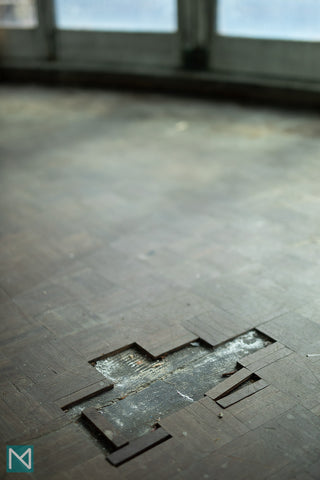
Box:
[35,0,56,60]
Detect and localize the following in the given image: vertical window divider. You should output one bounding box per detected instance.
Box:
[210,0,218,71]
[36,0,56,60]
[178,0,213,70]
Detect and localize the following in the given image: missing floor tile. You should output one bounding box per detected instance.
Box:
[66,329,273,447]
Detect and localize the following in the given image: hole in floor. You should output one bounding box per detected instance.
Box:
[66,329,273,450]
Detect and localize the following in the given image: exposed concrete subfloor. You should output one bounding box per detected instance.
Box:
[1,86,320,479]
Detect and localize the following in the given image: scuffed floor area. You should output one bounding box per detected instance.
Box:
[1,86,320,479]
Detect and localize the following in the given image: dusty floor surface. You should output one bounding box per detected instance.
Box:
[1,85,320,479]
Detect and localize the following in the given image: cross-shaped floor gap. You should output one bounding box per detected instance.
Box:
[65,329,273,450]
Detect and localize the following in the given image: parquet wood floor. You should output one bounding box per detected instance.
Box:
[1,86,320,479]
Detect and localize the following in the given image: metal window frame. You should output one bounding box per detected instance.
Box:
[0,0,55,60]
[54,1,181,68]
[1,0,320,86]
[210,0,320,82]
[0,0,181,68]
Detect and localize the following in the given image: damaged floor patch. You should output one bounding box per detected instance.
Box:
[67,330,272,444]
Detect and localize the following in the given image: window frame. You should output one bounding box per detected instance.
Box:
[53,0,181,69]
[1,0,320,86]
[209,0,320,82]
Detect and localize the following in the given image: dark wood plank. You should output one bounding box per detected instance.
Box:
[257,352,320,402]
[192,273,293,327]
[30,423,101,478]
[239,345,293,372]
[217,379,268,408]
[197,396,249,436]
[118,436,196,480]
[183,308,253,347]
[9,414,73,445]
[238,341,285,367]
[1,380,62,434]
[0,324,50,360]
[258,313,320,355]
[13,280,76,319]
[180,396,249,450]
[0,302,41,362]
[57,379,114,410]
[0,397,26,442]
[160,412,213,456]
[107,428,171,466]
[159,401,246,457]
[205,368,252,400]
[56,267,115,303]
[138,325,198,359]
[51,454,124,480]
[63,324,130,363]
[178,404,320,480]
[167,404,319,480]
[170,408,303,480]
[82,407,128,449]
[227,385,298,430]
[9,337,88,383]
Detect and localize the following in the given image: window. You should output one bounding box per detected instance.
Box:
[217,0,320,41]
[53,0,179,67]
[55,0,177,33]
[0,0,37,28]
[2,0,320,85]
[210,0,320,81]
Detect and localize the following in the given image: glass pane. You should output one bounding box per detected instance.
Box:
[217,0,320,41]
[0,0,37,28]
[55,0,177,33]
